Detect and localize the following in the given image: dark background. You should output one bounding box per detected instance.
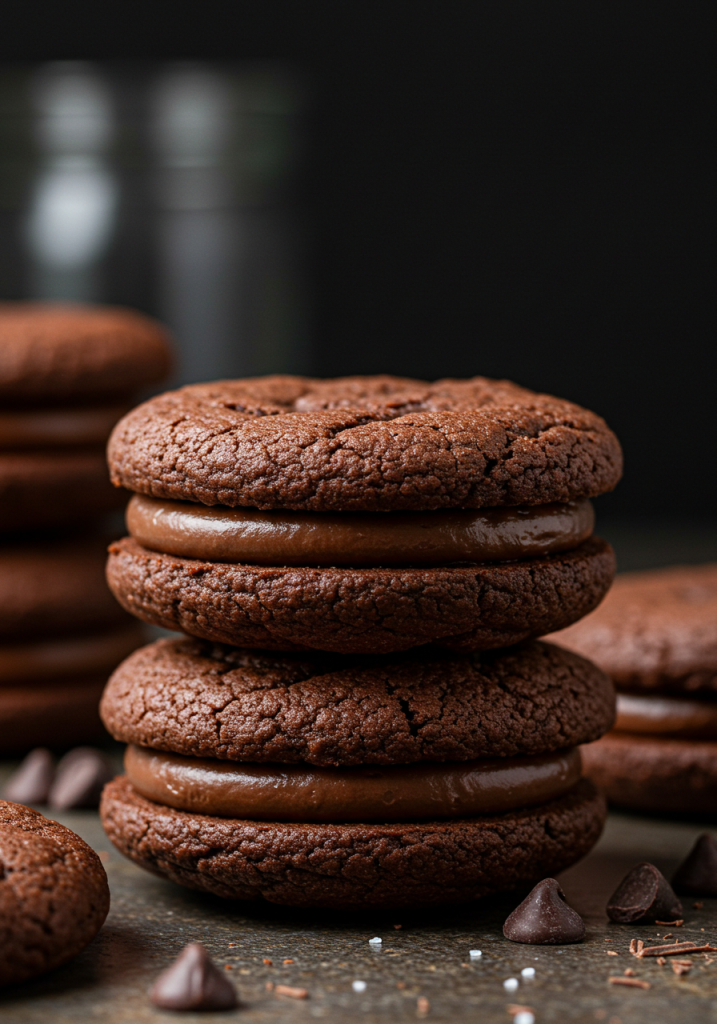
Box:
[2,2,715,525]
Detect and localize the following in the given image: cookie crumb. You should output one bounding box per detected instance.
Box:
[275,984,308,999]
[608,977,650,989]
[263,958,272,965]
[606,950,618,956]
[656,920,683,927]
[694,902,704,910]
[623,969,634,977]
[417,996,430,1016]
[283,958,294,964]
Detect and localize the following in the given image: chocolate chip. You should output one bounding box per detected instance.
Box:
[503,878,585,944]
[607,863,683,924]
[2,748,55,805]
[48,748,114,810]
[672,835,717,897]
[150,943,237,1011]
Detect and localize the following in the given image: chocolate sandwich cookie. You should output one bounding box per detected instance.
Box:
[0,303,172,531]
[106,375,620,653]
[101,638,616,766]
[100,775,604,909]
[107,535,615,654]
[0,536,134,639]
[552,563,717,814]
[0,303,171,402]
[0,623,144,753]
[0,800,109,985]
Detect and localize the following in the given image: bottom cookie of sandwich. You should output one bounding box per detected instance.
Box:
[100,776,605,909]
[582,732,717,815]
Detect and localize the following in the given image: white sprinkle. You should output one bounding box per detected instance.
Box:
[469,949,482,958]
[514,1013,535,1024]
[521,966,536,979]
[503,977,519,992]
[368,937,382,945]
[352,980,367,993]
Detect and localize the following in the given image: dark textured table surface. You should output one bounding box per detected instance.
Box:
[1,797,716,1024]
[3,521,717,1023]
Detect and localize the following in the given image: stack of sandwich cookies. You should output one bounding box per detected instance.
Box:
[0,303,172,750]
[0,304,172,531]
[0,538,144,751]
[100,374,622,907]
[552,563,717,815]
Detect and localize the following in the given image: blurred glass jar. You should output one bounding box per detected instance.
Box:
[0,62,308,383]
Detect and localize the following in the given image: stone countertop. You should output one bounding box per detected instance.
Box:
[0,798,715,1024]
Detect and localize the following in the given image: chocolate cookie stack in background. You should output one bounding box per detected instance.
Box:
[552,563,717,816]
[99,375,623,908]
[0,304,173,752]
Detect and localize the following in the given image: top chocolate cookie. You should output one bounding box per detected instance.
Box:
[0,303,173,402]
[108,375,622,511]
[551,563,717,693]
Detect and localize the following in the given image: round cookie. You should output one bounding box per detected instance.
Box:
[107,536,615,654]
[107,375,623,513]
[0,536,133,639]
[581,733,717,815]
[100,775,605,909]
[0,303,172,402]
[0,800,109,985]
[550,563,717,694]
[0,679,107,754]
[101,637,616,766]
[0,450,124,531]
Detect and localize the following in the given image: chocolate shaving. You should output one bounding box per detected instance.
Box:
[671,961,691,976]
[655,920,683,926]
[275,985,308,999]
[609,977,650,989]
[638,942,717,958]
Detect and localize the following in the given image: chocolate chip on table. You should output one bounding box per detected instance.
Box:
[2,748,54,804]
[607,863,683,924]
[672,835,717,897]
[503,878,585,944]
[48,748,114,810]
[150,943,237,1011]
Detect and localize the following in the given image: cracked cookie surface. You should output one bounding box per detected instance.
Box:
[101,777,605,908]
[101,638,615,765]
[0,801,109,985]
[107,375,622,512]
[107,535,615,653]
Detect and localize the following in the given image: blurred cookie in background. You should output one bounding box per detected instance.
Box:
[551,563,717,814]
[0,303,173,531]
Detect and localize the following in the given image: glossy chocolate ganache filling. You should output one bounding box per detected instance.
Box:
[124,745,582,822]
[615,693,717,740]
[127,494,595,567]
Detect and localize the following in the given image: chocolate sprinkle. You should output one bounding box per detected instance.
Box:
[606,862,683,924]
[48,748,114,810]
[150,943,237,1011]
[503,878,585,944]
[2,748,54,805]
[672,834,717,897]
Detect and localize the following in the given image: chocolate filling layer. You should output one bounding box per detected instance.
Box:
[0,404,129,450]
[616,692,717,739]
[126,494,594,567]
[0,624,144,684]
[124,745,582,822]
